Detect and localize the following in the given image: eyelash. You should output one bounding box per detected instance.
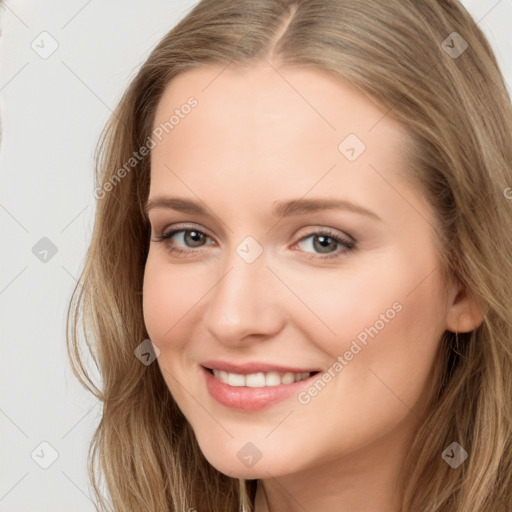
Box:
[151,225,356,261]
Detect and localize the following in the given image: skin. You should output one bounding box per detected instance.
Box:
[142,62,483,512]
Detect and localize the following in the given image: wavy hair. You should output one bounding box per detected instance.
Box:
[67,1,512,510]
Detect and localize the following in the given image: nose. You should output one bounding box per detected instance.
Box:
[202,249,285,346]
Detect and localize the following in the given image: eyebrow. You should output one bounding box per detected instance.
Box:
[144,196,382,221]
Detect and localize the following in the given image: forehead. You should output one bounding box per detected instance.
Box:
[151,62,405,146]
[149,63,417,222]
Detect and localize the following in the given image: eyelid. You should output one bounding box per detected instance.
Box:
[294,225,355,243]
[154,222,216,241]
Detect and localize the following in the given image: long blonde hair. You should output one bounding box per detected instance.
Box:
[67,1,512,510]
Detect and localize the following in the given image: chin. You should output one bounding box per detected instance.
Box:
[194,434,303,480]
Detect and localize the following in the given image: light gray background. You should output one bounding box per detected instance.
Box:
[0,1,511,510]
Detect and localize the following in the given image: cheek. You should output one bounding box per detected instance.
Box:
[142,252,201,348]
[275,263,447,466]
[142,254,209,412]
[283,250,447,406]
[275,252,444,355]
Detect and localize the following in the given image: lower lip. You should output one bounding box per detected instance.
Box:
[202,366,316,411]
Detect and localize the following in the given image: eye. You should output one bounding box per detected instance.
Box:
[151,225,356,261]
[294,229,356,260]
[152,227,214,256]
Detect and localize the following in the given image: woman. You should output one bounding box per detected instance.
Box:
[67,1,512,510]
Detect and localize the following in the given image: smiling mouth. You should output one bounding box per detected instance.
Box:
[206,368,320,387]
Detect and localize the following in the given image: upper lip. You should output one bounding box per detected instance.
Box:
[201,360,320,375]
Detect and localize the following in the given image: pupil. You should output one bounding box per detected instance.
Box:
[186,231,204,247]
[314,235,336,254]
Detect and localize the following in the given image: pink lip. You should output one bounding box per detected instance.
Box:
[201,365,319,411]
[201,360,319,374]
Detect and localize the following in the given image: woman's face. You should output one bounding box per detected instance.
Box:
[143,63,458,479]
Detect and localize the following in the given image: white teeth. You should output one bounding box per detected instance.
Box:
[265,371,281,386]
[228,373,246,387]
[281,372,295,384]
[212,369,312,387]
[246,372,266,387]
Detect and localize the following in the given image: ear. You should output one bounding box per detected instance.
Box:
[445,279,485,333]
